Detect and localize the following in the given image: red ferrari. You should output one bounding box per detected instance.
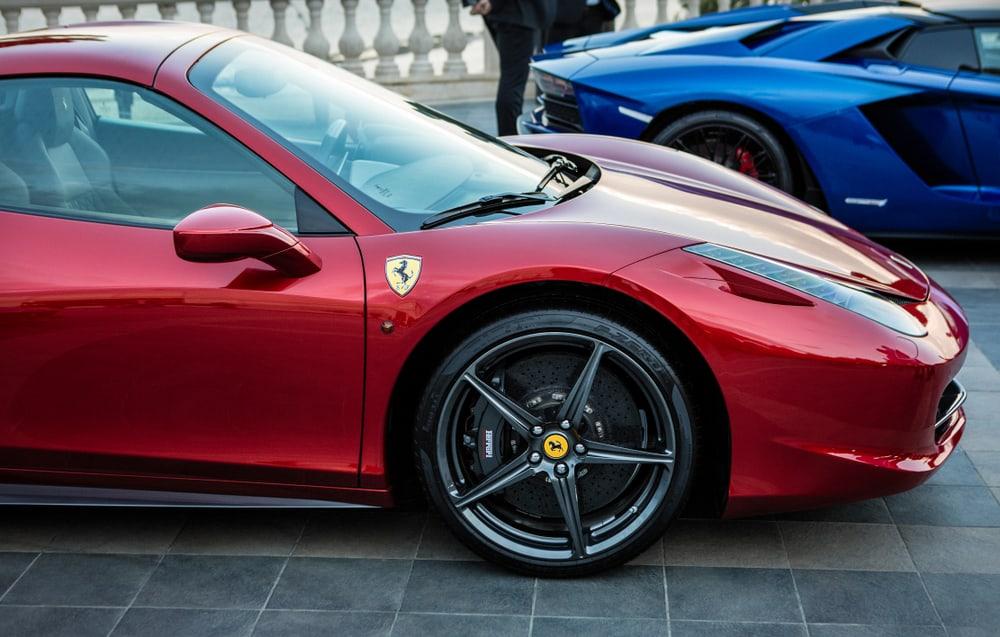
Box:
[0,22,968,575]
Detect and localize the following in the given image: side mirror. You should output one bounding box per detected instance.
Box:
[173,205,321,278]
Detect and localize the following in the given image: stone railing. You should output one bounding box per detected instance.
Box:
[1,0,792,100]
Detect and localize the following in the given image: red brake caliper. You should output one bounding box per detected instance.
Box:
[735,147,759,179]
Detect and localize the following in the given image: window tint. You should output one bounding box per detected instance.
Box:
[975,27,1000,74]
[899,27,978,72]
[0,77,309,232]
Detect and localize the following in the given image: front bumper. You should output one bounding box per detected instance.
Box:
[608,248,971,518]
[517,110,555,135]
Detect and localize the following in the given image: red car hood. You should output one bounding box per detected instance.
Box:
[510,134,930,302]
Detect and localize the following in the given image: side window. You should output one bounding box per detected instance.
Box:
[0,77,344,233]
[898,27,978,73]
[975,27,1000,74]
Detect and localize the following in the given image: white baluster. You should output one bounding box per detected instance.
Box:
[408,0,434,79]
[2,7,20,34]
[42,6,61,27]
[622,0,637,29]
[338,0,365,75]
[687,0,700,18]
[655,0,667,24]
[232,0,250,30]
[269,0,293,46]
[717,0,731,12]
[442,0,467,76]
[373,0,400,80]
[158,2,178,20]
[118,3,138,19]
[303,0,330,59]
[82,4,99,22]
[196,0,215,23]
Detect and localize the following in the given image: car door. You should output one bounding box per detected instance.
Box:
[950,25,1000,223]
[0,77,366,493]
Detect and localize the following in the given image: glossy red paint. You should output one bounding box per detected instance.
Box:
[0,23,969,518]
[174,205,322,277]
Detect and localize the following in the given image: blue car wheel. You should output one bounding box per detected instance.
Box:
[650,110,795,195]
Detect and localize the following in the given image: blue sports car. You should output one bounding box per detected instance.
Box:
[523,1,1000,236]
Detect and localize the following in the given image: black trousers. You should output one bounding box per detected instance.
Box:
[546,6,608,46]
[489,21,540,136]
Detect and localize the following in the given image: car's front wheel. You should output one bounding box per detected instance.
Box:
[414,308,697,576]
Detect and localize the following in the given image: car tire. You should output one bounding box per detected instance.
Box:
[413,307,698,576]
[652,109,795,194]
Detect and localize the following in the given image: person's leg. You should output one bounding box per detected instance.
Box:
[492,22,538,136]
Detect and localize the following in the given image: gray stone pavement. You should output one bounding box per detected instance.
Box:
[2,104,1000,636]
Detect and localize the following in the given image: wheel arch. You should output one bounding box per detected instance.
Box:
[384,279,731,517]
[639,99,828,210]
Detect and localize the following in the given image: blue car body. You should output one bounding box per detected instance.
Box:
[525,1,1000,236]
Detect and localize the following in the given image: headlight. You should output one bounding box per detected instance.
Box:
[684,243,927,337]
[535,72,574,98]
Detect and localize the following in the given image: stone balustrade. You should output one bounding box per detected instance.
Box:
[1,0,786,100]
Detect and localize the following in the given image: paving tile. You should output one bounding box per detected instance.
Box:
[959,422,1000,451]
[629,535,665,566]
[394,612,530,636]
[0,553,35,596]
[899,525,1000,574]
[669,620,806,637]
[0,606,121,637]
[535,565,665,619]
[974,336,1000,372]
[922,573,1000,629]
[46,509,186,554]
[779,523,913,571]
[111,608,257,637]
[268,557,409,611]
[662,520,787,568]
[294,511,424,559]
[885,485,1000,526]
[2,553,157,606]
[534,617,667,636]
[950,290,1000,326]
[170,511,305,556]
[0,509,63,551]
[963,391,1000,427]
[926,450,985,486]
[956,365,1000,392]
[947,628,1000,637]
[400,560,533,615]
[253,610,394,636]
[807,625,945,636]
[966,451,1000,486]
[793,570,938,626]
[775,499,892,524]
[414,516,480,561]
[665,567,800,622]
[962,342,996,370]
[135,554,284,609]
[994,487,1000,504]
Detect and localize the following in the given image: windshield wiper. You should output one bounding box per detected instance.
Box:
[419,154,584,230]
[534,154,578,192]
[420,192,554,229]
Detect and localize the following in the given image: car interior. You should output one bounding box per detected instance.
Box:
[0,79,300,231]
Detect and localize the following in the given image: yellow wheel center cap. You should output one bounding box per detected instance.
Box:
[542,433,570,460]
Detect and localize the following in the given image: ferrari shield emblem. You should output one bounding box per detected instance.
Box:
[385,255,422,297]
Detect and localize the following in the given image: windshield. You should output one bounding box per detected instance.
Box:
[190,37,569,231]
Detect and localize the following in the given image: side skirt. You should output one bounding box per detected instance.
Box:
[0,484,378,508]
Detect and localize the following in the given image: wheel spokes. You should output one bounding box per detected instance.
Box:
[551,468,587,558]
[462,372,541,439]
[582,439,674,466]
[453,451,535,509]
[556,341,607,425]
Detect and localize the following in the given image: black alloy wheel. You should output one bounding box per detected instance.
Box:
[653,109,795,194]
[414,308,697,576]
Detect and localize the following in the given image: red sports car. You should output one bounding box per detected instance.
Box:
[0,22,968,575]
